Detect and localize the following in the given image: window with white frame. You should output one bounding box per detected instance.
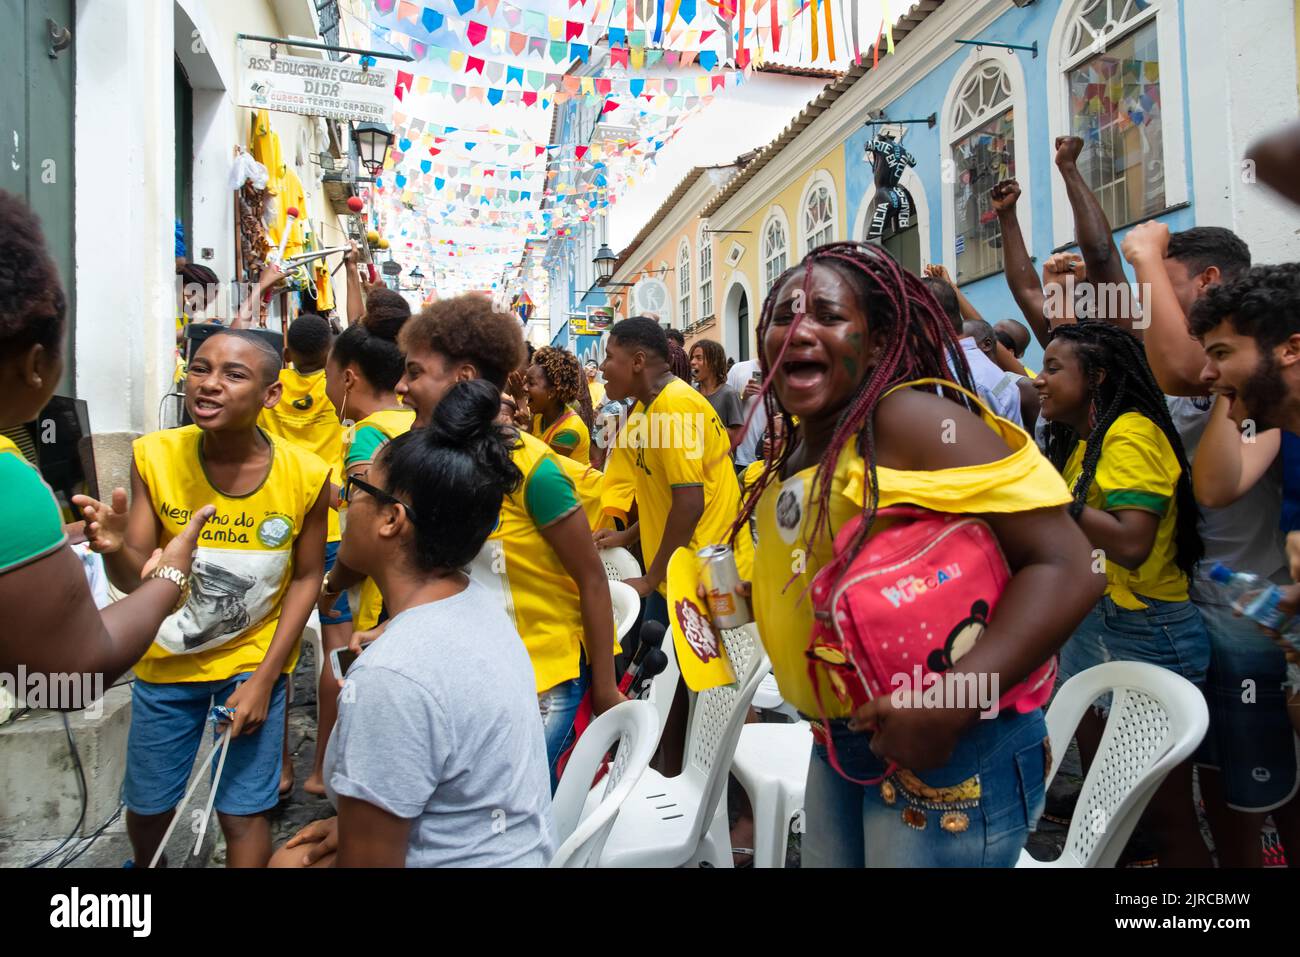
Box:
[763,215,788,292]
[950,60,1015,283]
[1061,0,1164,228]
[803,182,835,253]
[698,227,713,319]
[677,239,691,330]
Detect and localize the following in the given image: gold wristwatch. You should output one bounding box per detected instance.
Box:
[147,565,191,614]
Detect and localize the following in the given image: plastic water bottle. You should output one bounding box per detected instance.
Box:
[1207,563,1294,632]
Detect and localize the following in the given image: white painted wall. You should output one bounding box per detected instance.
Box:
[75,0,175,435]
[74,0,346,434]
[1184,0,1300,265]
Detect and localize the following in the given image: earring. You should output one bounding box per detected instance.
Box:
[1087,396,1098,432]
[33,377,42,388]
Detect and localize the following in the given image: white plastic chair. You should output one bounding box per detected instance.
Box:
[1018,661,1209,868]
[597,622,771,868]
[599,546,642,582]
[608,580,640,643]
[752,671,800,720]
[731,719,812,868]
[550,700,659,868]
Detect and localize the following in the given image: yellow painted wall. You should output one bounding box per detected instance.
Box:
[711,141,847,356]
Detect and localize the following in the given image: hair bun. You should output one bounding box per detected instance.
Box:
[361,288,411,342]
[426,378,502,448]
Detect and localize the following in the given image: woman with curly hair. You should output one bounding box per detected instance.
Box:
[526,346,593,465]
[1036,319,1209,866]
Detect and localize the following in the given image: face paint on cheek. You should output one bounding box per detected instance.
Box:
[844,331,864,380]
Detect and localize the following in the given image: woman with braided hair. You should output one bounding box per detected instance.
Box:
[734,242,1100,867]
[527,346,593,465]
[1036,319,1210,867]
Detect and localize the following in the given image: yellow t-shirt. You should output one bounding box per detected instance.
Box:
[588,379,606,408]
[132,426,330,684]
[1063,411,1187,610]
[259,367,343,543]
[599,442,637,527]
[468,431,591,692]
[340,407,416,630]
[534,409,591,465]
[618,378,752,596]
[752,411,1072,718]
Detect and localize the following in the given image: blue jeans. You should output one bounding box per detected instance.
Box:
[1192,584,1298,812]
[123,673,288,816]
[803,708,1048,867]
[1058,595,1209,715]
[539,660,590,793]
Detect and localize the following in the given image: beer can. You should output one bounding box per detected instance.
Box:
[698,544,753,630]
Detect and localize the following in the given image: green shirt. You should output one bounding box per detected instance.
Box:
[0,436,67,573]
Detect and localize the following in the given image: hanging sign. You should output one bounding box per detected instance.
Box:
[237,44,395,125]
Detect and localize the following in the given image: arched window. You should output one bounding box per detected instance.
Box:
[948,60,1015,282]
[677,239,691,330]
[1060,0,1165,229]
[698,224,714,319]
[802,176,836,253]
[762,211,789,293]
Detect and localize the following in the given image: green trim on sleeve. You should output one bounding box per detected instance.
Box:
[0,453,68,573]
[525,456,581,528]
[1103,489,1170,515]
[550,428,580,451]
[346,424,388,468]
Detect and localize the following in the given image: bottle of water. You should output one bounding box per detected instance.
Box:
[1207,563,1294,632]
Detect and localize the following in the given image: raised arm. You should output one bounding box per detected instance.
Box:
[232,264,285,330]
[344,242,366,326]
[1120,221,1213,395]
[991,179,1049,347]
[1247,119,1300,208]
[1191,394,1282,508]
[1053,136,1131,303]
[924,263,984,324]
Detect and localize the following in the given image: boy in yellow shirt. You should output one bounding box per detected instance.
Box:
[78,330,329,867]
[598,317,751,622]
[257,314,347,798]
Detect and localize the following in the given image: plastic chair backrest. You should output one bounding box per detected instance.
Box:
[608,580,640,643]
[1047,661,1208,867]
[550,700,659,868]
[682,622,770,846]
[599,546,642,582]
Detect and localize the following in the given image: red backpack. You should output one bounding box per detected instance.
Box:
[804,384,1057,785]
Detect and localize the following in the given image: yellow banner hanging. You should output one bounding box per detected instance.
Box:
[668,547,736,692]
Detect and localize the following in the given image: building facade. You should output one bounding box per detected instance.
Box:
[616,0,1300,372]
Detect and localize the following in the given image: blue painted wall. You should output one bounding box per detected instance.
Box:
[842,0,1196,372]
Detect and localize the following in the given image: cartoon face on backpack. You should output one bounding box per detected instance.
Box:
[926,599,990,673]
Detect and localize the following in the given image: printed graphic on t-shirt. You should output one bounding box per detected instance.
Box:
[156,547,290,654]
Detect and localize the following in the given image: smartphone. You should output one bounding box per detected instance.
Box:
[751,369,761,383]
[329,642,372,682]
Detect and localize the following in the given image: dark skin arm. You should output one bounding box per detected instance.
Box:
[848,390,1104,770]
[334,796,412,867]
[1,506,214,688]
[538,507,625,716]
[1074,505,1159,572]
[318,461,372,618]
[1015,378,1040,431]
[1054,136,1132,316]
[991,179,1050,347]
[77,465,168,593]
[1247,119,1300,208]
[344,242,365,326]
[625,485,704,598]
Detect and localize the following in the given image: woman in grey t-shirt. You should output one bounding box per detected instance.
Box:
[271,380,554,868]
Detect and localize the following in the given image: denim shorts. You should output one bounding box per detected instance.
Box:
[122,673,288,817]
[802,708,1049,867]
[539,659,590,794]
[322,540,353,625]
[1058,595,1209,714]
[1191,585,1299,812]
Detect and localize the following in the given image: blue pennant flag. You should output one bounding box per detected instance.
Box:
[435,177,445,190]
[395,173,407,188]
[420,160,432,173]
[464,142,477,150]
[486,87,503,105]
[421,8,443,33]
[399,138,412,152]
[698,51,718,71]
[629,78,645,98]
[452,0,475,15]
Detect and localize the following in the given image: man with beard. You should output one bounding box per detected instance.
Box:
[1186,261,1300,865]
[1059,149,1294,865]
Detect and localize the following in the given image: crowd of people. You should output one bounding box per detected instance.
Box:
[5,119,1300,868]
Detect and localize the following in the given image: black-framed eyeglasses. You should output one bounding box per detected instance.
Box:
[343,474,417,521]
